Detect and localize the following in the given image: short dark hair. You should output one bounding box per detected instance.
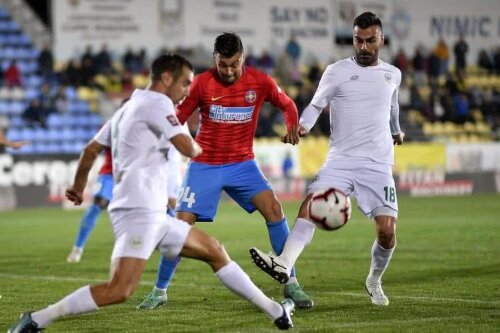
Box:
[353,12,383,32]
[151,54,193,82]
[214,32,244,58]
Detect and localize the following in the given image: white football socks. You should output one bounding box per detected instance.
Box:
[368,240,395,283]
[31,285,98,328]
[216,261,282,320]
[280,218,316,269]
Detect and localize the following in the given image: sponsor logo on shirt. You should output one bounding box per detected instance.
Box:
[245,89,256,103]
[385,73,392,82]
[211,96,224,101]
[209,104,255,123]
[350,75,359,80]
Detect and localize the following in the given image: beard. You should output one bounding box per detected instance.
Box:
[355,51,378,66]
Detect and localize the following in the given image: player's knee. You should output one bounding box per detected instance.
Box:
[266,199,284,221]
[377,227,396,249]
[204,237,229,264]
[105,283,134,304]
[94,196,109,209]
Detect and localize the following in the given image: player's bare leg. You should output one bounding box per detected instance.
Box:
[365,214,396,306]
[10,258,147,331]
[180,227,294,329]
[252,190,314,309]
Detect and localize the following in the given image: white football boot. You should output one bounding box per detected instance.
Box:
[66,246,83,263]
[365,277,389,306]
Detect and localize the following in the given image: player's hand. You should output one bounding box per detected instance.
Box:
[393,132,405,145]
[9,141,30,149]
[298,125,309,137]
[281,125,300,145]
[65,187,84,205]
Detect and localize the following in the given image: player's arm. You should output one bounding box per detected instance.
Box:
[151,99,202,159]
[266,76,300,145]
[0,130,29,149]
[66,139,106,205]
[390,70,404,145]
[298,104,324,136]
[299,64,337,136]
[66,121,111,205]
[170,133,202,158]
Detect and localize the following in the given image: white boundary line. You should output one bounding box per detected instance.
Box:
[1,273,498,306]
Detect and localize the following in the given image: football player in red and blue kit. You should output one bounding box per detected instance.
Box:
[137,32,313,310]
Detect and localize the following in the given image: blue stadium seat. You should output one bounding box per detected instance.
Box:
[6,128,21,141]
[8,115,24,127]
[0,101,8,114]
[47,114,66,128]
[9,101,26,115]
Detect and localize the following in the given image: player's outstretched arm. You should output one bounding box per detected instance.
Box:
[170,133,202,159]
[0,131,30,149]
[66,140,105,205]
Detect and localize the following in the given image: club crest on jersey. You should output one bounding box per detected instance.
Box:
[245,89,256,104]
[166,115,179,126]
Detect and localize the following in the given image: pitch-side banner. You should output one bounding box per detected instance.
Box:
[53,0,161,62]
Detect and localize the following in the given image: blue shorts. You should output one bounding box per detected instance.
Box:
[176,160,272,222]
[94,174,114,202]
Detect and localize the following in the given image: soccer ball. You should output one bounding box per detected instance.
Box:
[308,188,351,231]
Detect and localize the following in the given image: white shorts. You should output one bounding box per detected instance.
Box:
[308,159,398,219]
[109,209,192,260]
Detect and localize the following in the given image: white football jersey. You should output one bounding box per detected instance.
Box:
[94,89,186,212]
[302,57,401,165]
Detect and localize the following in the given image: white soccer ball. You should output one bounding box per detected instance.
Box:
[308,188,352,231]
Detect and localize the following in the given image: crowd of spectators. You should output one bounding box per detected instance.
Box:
[6,37,499,141]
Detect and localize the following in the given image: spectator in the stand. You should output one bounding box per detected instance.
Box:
[477,49,493,73]
[453,92,470,124]
[54,86,69,114]
[285,33,302,83]
[427,51,441,88]
[38,43,54,81]
[258,50,274,75]
[307,60,322,85]
[434,38,450,75]
[80,57,96,86]
[412,47,427,87]
[392,48,409,79]
[285,33,301,66]
[63,59,81,86]
[94,44,112,74]
[244,47,258,67]
[137,48,148,74]
[453,34,468,74]
[23,98,48,128]
[493,47,500,74]
[39,83,55,115]
[123,46,139,73]
[81,45,94,71]
[5,60,22,87]
[429,88,447,121]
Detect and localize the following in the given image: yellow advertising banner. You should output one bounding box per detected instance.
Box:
[296,138,446,177]
[394,143,446,173]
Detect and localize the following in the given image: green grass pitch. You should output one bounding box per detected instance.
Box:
[1,194,499,332]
